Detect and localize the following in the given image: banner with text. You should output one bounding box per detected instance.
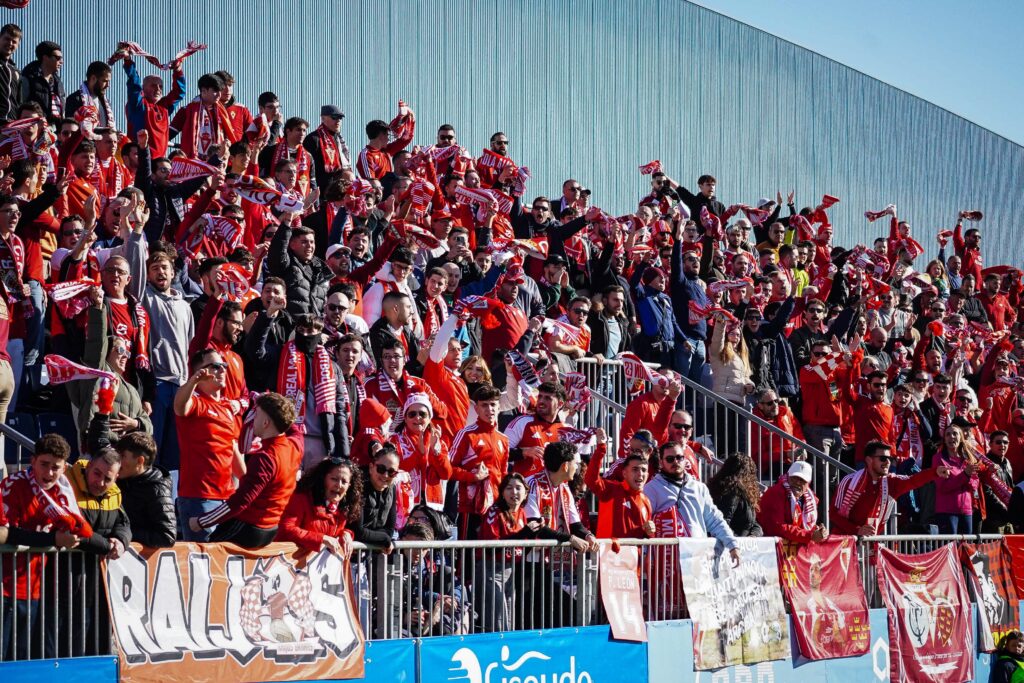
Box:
[960,539,1020,652]
[103,543,365,683]
[876,543,973,683]
[677,537,790,669]
[777,536,871,660]
[598,543,647,642]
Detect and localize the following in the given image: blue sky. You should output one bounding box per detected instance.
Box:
[690,0,1024,146]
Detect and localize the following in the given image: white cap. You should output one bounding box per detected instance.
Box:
[787,460,813,482]
[402,392,433,419]
[325,244,348,261]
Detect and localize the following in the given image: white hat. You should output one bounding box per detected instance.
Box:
[325,244,349,261]
[787,461,813,482]
[402,393,433,419]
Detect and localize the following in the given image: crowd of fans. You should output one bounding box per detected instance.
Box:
[0,20,1023,650]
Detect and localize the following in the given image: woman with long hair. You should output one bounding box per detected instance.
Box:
[709,312,755,454]
[476,473,531,632]
[277,457,363,556]
[924,259,949,300]
[932,423,980,534]
[707,454,763,537]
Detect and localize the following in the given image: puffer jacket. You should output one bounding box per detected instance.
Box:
[68,460,132,554]
[19,59,64,121]
[268,224,333,316]
[117,466,177,548]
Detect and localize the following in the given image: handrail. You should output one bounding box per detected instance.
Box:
[0,422,35,451]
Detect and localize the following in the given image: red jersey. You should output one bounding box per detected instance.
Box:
[466,297,528,362]
[505,414,564,477]
[618,390,675,454]
[853,396,895,464]
[585,445,652,539]
[107,298,137,345]
[197,428,304,529]
[362,371,448,422]
[422,358,469,444]
[225,102,253,143]
[449,421,509,515]
[356,122,415,180]
[176,392,240,500]
[277,489,354,554]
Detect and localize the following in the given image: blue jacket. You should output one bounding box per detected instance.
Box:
[671,240,709,341]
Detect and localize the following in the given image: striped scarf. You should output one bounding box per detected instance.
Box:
[780,474,817,530]
[836,469,890,533]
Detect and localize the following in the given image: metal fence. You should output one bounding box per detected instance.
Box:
[0,535,1004,658]
[0,422,34,478]
[575,358,855,527]
[0,546,108,662]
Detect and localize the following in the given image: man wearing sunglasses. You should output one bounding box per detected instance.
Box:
[173,348,242,541]
[853,371,894,466]
[751,390,804,468]
[832,441,950,537]
[645,441,740,567]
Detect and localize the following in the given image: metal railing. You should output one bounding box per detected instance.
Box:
[0,546,108,662]
[0,534,1003,657]
[575,357,855,526]
[0,422,35,477]
[857,534,1003,608]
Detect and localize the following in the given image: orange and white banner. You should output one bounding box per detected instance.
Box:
[103,543,365,682]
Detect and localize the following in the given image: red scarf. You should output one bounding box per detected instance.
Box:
[780,475,817,530]
[892,407,923,466]
[530,469,573,533]
[277,341,337,423]
[836,469,890,533]
[5,469,93,536]
[421,295,448,341]
[271,141,312,195]
[394,426,445,509]
[314,125,343,173]
[0,231,25,303]
[179,99,236,158]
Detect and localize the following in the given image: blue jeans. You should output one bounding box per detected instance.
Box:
[674,337,706,386]
[176,497,223,541]
[1,598,53,660]
[933,512,972,535]
[151,380,182,471]
[20,281,44,399]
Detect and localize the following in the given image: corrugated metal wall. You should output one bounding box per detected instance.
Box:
[5,0,1023,264]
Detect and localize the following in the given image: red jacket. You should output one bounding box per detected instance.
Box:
[197,427,304,530]
[449,421,509,515]
[618,390,675,454]
[757,480,818,543]
[278,489,354,554]
[831,468,939,534]
[585,444,652,539]
[979,291,1016,332]
[505,414,564,477]
[853,396,895,464]
[751,405,805,465]
[953,222,983,290]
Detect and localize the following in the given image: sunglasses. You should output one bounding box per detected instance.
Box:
[438,134,455,141]
[871,455,894,463]
[375,464,399,478]
[671,422,693,430]
[326,303,347,313]
[405,410,429,419]
[204,362,228,372]
[758,399,782,405]
[993,440,1010,446]
[662,455,684,464]
[571,308,589,315]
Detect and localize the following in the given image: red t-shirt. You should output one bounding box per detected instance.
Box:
[107,298,136,345]
[176,393,240,500]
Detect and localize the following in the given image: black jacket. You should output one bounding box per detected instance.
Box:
[268,224,334,316]
[0,56,20,122]
[134,145,209,243]
[587,309,632,359]
[980,455,1014,532]
[354,477,396,548]
[368,316,421,375]
[676,185,725,228]
[713,491,763,537]
[242,307,294,391]
[118,467,177,548]
[19,60,64,122]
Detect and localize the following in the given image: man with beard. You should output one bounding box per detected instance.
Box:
[65,61,113,127]
[506,381,567,477]
[189,296,248,418]
[125,243,193,476]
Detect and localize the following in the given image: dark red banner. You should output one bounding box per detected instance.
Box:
[777,537,870,660]
[960,539,1020,652]
[876,544,973,683]
[598,544,647,642]
[1005,535,1024,599]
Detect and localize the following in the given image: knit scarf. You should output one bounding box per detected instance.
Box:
[277,341,337,423]
[421,295,448,341]
[44,279,97,319]
[780,474,817,530]
[835,469,890,533]
[76,82,115,129]
[94,156,127,197]
[180,99,235,159]
[5,469,93,536]
[130,299,151,372]
[892,407,923,466]
[271,141,312,196]
[0,230,25,303]
[530,469,573,533]
[395,426,445,508]
[314,125,344,173]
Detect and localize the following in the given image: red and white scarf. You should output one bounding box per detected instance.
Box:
[169,156,217,183]
[44,353,117,384]
[0,230,25,303]
[864,204,897,222]
[421,295,448,341]
[394,426,445,509]
[314,125,344,173]
[277,341,338,423]
[835,469,890,533]
[780,474,817,530]
[530,469,574,533]
[110,39,206,71]
[75,82,115,129]
[44,279,97,319]
[809,350,843,382]
[892,407,923,466]
[4,469,93,536]
[638,160,662,175]
[270,141,312,195]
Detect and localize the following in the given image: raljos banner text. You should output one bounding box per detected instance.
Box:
[776,536,870,660]
[677,537,790,669]
[103,543,365,683]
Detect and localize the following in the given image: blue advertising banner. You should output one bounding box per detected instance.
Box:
[0,656,117,683]
[419,626,648,683]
